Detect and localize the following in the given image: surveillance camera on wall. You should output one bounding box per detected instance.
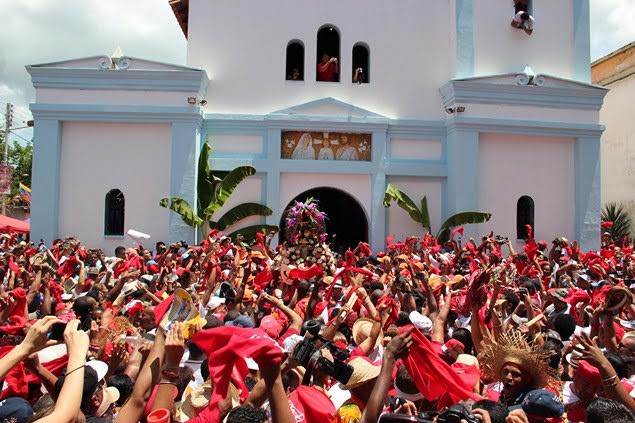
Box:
[445,107,455,114]
[456,106,466,113]
[199,100,208,106]
[187,97,197,105]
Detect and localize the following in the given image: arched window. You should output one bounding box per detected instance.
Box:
[516,195,534,240]
[352,42,370,84]
[286,40,304,81]
[105,189,125,236]
[316,24,340,82]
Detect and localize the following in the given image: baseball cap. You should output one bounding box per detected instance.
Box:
[521,389,564,420]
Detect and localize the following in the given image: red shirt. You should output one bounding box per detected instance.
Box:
[317,61,337,82]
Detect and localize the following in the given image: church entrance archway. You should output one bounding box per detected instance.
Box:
[279,187,368,254]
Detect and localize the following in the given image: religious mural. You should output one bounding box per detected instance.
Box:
[281,131,371,161]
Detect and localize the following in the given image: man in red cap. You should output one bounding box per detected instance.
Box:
[561,360,601,422]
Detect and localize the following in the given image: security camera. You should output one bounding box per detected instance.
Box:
[456,106,466,113]
[445,107,455,114]
[187,97,197,105]
[199,100,208,106]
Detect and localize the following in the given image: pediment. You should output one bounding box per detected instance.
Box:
[440,68,607,110]
[270,97,389,120]
[29,55,200,72]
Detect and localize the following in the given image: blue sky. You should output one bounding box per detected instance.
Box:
[1,0,633,145]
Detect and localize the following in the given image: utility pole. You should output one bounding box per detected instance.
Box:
[2,103,13,215]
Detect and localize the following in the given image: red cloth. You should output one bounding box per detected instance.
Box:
[153,295,175,327]
[188,326,284,423]
[253,270,273,290]
[0,346,69,400]
[451,227,464,241]
[57,256,78,278]
[288,385,336,423]
[8,287,27,321]
[288,264,324,282]
[401,326,480,406]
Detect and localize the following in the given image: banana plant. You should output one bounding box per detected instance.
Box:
[383,183,492,243]
[160,143,278,240]
[602,202,632,242]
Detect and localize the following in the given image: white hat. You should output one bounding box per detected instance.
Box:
[206,296,226,311]
[86,360,108,382]
[245,357,259,371]
[121,281,140,297]
[409,311,432,333]
[282,334,304,353]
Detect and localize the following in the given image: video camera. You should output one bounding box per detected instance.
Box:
[293,320,354,385]
[378,404,479,423]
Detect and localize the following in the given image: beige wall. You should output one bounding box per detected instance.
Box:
[600,74,635,215]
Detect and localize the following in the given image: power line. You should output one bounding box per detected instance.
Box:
[8,130,31,143]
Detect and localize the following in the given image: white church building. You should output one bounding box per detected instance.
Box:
[27,0,606,252]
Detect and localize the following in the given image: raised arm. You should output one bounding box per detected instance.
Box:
[361,328,413,423]
[35,320,89,423]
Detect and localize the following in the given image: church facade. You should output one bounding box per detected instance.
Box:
[27,0,606,252]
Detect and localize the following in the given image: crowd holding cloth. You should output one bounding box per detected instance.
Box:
[0,203,634,422]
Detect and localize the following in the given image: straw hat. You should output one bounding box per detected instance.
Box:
[340,357,381,390]
[352,318,384,350]
[606,286,633,312]
[479,330,555,389]
[180,383,212,420]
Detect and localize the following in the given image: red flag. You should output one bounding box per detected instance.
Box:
[401,326,480,406]
[188,327,284,423]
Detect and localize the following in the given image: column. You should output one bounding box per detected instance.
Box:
[370,130,388,252]
[455,0,474,79]
[575,136,601,251]
[445,128,480,238]
[264,128,281,224]
[31,118,61,244]
[169,121,200,244]
[572,0,591,83]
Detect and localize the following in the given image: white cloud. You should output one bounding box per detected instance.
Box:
[0,0,185,143]
[591,0,635,60]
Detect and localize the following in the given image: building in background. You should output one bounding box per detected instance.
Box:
[27,0,605,252]
[592,42,635,216]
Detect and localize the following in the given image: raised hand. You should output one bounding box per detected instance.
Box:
[19,315,62,355]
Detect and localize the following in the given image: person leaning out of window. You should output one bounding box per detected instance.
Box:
[317,53,338,82]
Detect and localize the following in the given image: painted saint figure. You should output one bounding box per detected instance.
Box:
[291,133,316,160]
[317,138,335,160]
[335,136,359,161]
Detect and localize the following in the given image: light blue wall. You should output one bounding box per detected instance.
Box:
[455,0,474,79]
[572,0,591,83]
[575,136,601,251]
[30,119,62,244]
[169,122,201,244]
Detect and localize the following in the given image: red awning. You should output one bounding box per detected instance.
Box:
[0,215,29,234]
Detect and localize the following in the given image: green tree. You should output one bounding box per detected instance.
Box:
[8,140,32,198]
[383,182,492,243]
[601,202,632,242]
[160,143,278,240]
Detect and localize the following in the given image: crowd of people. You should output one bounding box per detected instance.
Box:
[1,201,635,423]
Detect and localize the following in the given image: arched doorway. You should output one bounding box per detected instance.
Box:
[279,187,368,254]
